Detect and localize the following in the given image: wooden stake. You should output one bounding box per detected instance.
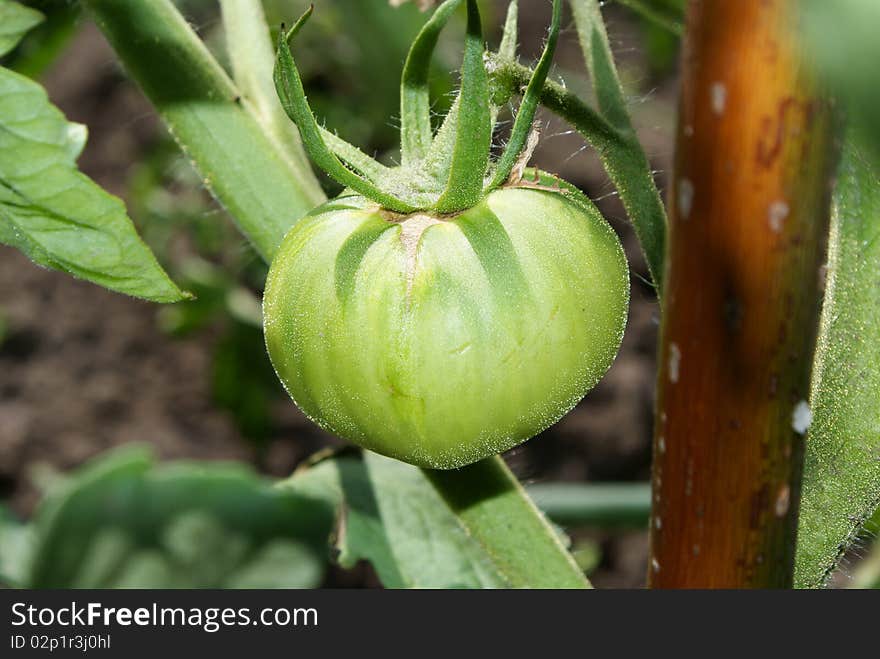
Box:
[649,0,836,588]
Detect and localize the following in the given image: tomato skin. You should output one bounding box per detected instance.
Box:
[263,181,629,469]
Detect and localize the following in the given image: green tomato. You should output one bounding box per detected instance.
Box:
[263,177,629,469]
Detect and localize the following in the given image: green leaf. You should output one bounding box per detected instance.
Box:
[568,0,667,293]
[433,0,492,213]
[425,457,590,588]
[0,0,44,57]
[794,124,880,588]
[28,446,334,588]
[3,3,78,80]
[0,67,188,302]
[83,0,328,261]
[284,451,589,588]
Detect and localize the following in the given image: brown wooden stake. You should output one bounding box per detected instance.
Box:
[649,0,836,588]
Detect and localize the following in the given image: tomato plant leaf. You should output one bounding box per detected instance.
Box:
[568,0,668,293]
[0,0,44,57]
[27,446,334,588]
[285,451,589,588]
[795,124,880,588]
[0,67,188,303]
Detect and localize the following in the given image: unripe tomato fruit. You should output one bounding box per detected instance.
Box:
[263,179,629,469]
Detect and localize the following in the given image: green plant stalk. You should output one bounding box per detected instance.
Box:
[85,0,589,589]
[218,0,324,205]
[527,482,651,528]
[569,0,667,293]
[795,124,880,588]
[426,457,590,588]
[83,0,324,260]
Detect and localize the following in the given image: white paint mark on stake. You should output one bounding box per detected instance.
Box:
[775,484,791,517]
[668,343,682,383]
[678,179,695,219]
[792,400,812,434]
[710,82,727,115]
[768,200,790,233]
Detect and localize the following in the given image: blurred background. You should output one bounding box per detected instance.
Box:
[6,0,871,589]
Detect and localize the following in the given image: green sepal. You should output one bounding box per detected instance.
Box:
[319,127,393,183]
[487,0,561,190]
[498,0,518,61]
[432,0,492,214]
[273,8,417,214]
[399,0,465,167]
[489,1,518,129]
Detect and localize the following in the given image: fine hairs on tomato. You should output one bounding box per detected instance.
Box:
[264,0,629,468]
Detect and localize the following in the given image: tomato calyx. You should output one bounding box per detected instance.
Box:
[273,0,563,216]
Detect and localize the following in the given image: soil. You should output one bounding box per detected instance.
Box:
[0,7,676,589]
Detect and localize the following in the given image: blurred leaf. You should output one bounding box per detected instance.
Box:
[28,446,334,588]
[571,540,602,575]
[0,67,188,302]
[285,451,589,588]
[802,0,880,157]
[0,0,43,57]
[850,509,880,589]
[156,258,235,336]
[795,123,880,588]
[3,1,78,79]
[614,0,683,36]
[284,451,510,588]
[0,505,33,587]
